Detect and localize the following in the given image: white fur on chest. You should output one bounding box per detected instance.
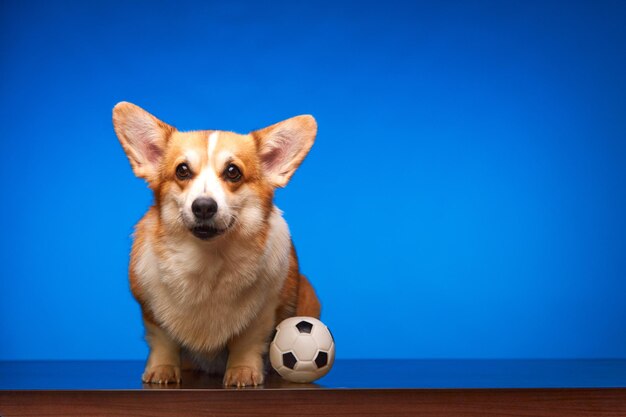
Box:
[134,207,291,353]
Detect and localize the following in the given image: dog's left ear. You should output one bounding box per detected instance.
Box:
[252,115,317,188]
[112,101,176,183]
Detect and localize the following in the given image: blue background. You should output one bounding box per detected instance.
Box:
[1,0,625,360]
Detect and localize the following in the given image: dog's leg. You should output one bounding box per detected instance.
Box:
[223,303,275,387]
[296,274,321,318]
[142,318,181,384]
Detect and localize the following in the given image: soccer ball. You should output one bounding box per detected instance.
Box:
[269,316,335,383]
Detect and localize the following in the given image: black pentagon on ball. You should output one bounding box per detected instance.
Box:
[315,351,328,368]
[295,320,313,334]
[283,352,297,369]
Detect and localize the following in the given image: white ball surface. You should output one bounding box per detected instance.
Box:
[270,316,335,383]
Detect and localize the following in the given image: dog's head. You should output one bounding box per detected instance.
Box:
[112,102,316,241]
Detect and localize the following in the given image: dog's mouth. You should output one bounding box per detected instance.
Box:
[191,225,226,240]
[190,218,236,241]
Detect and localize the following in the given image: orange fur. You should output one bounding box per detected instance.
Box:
[275,245,321,322]
[113,102,320,387]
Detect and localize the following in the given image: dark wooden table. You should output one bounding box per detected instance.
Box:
[1,359,625,416]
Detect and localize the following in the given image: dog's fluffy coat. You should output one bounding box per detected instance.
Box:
[113,102,320,387]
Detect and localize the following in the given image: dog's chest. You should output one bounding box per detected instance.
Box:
[148,243,269,352]
[134,207,291,353]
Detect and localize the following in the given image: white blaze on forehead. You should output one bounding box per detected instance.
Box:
[184,131,227,211]
[202,131,226,206]
[208,131,219,163]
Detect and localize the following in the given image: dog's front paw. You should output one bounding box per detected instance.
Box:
[223,365,264,387]
[142,364,181,384]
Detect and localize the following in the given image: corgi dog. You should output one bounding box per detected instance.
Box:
[112,102,321,387]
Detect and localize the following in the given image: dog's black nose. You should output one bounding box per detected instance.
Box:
[192,197,218,220]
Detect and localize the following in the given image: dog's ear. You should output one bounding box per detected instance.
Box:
[112,102,175,183]
[252,115,317,188]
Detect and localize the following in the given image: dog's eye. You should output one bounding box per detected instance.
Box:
[176,163,192,180]
[224,164,242,182]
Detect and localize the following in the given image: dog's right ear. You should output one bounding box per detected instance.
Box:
[112,102,175,182]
